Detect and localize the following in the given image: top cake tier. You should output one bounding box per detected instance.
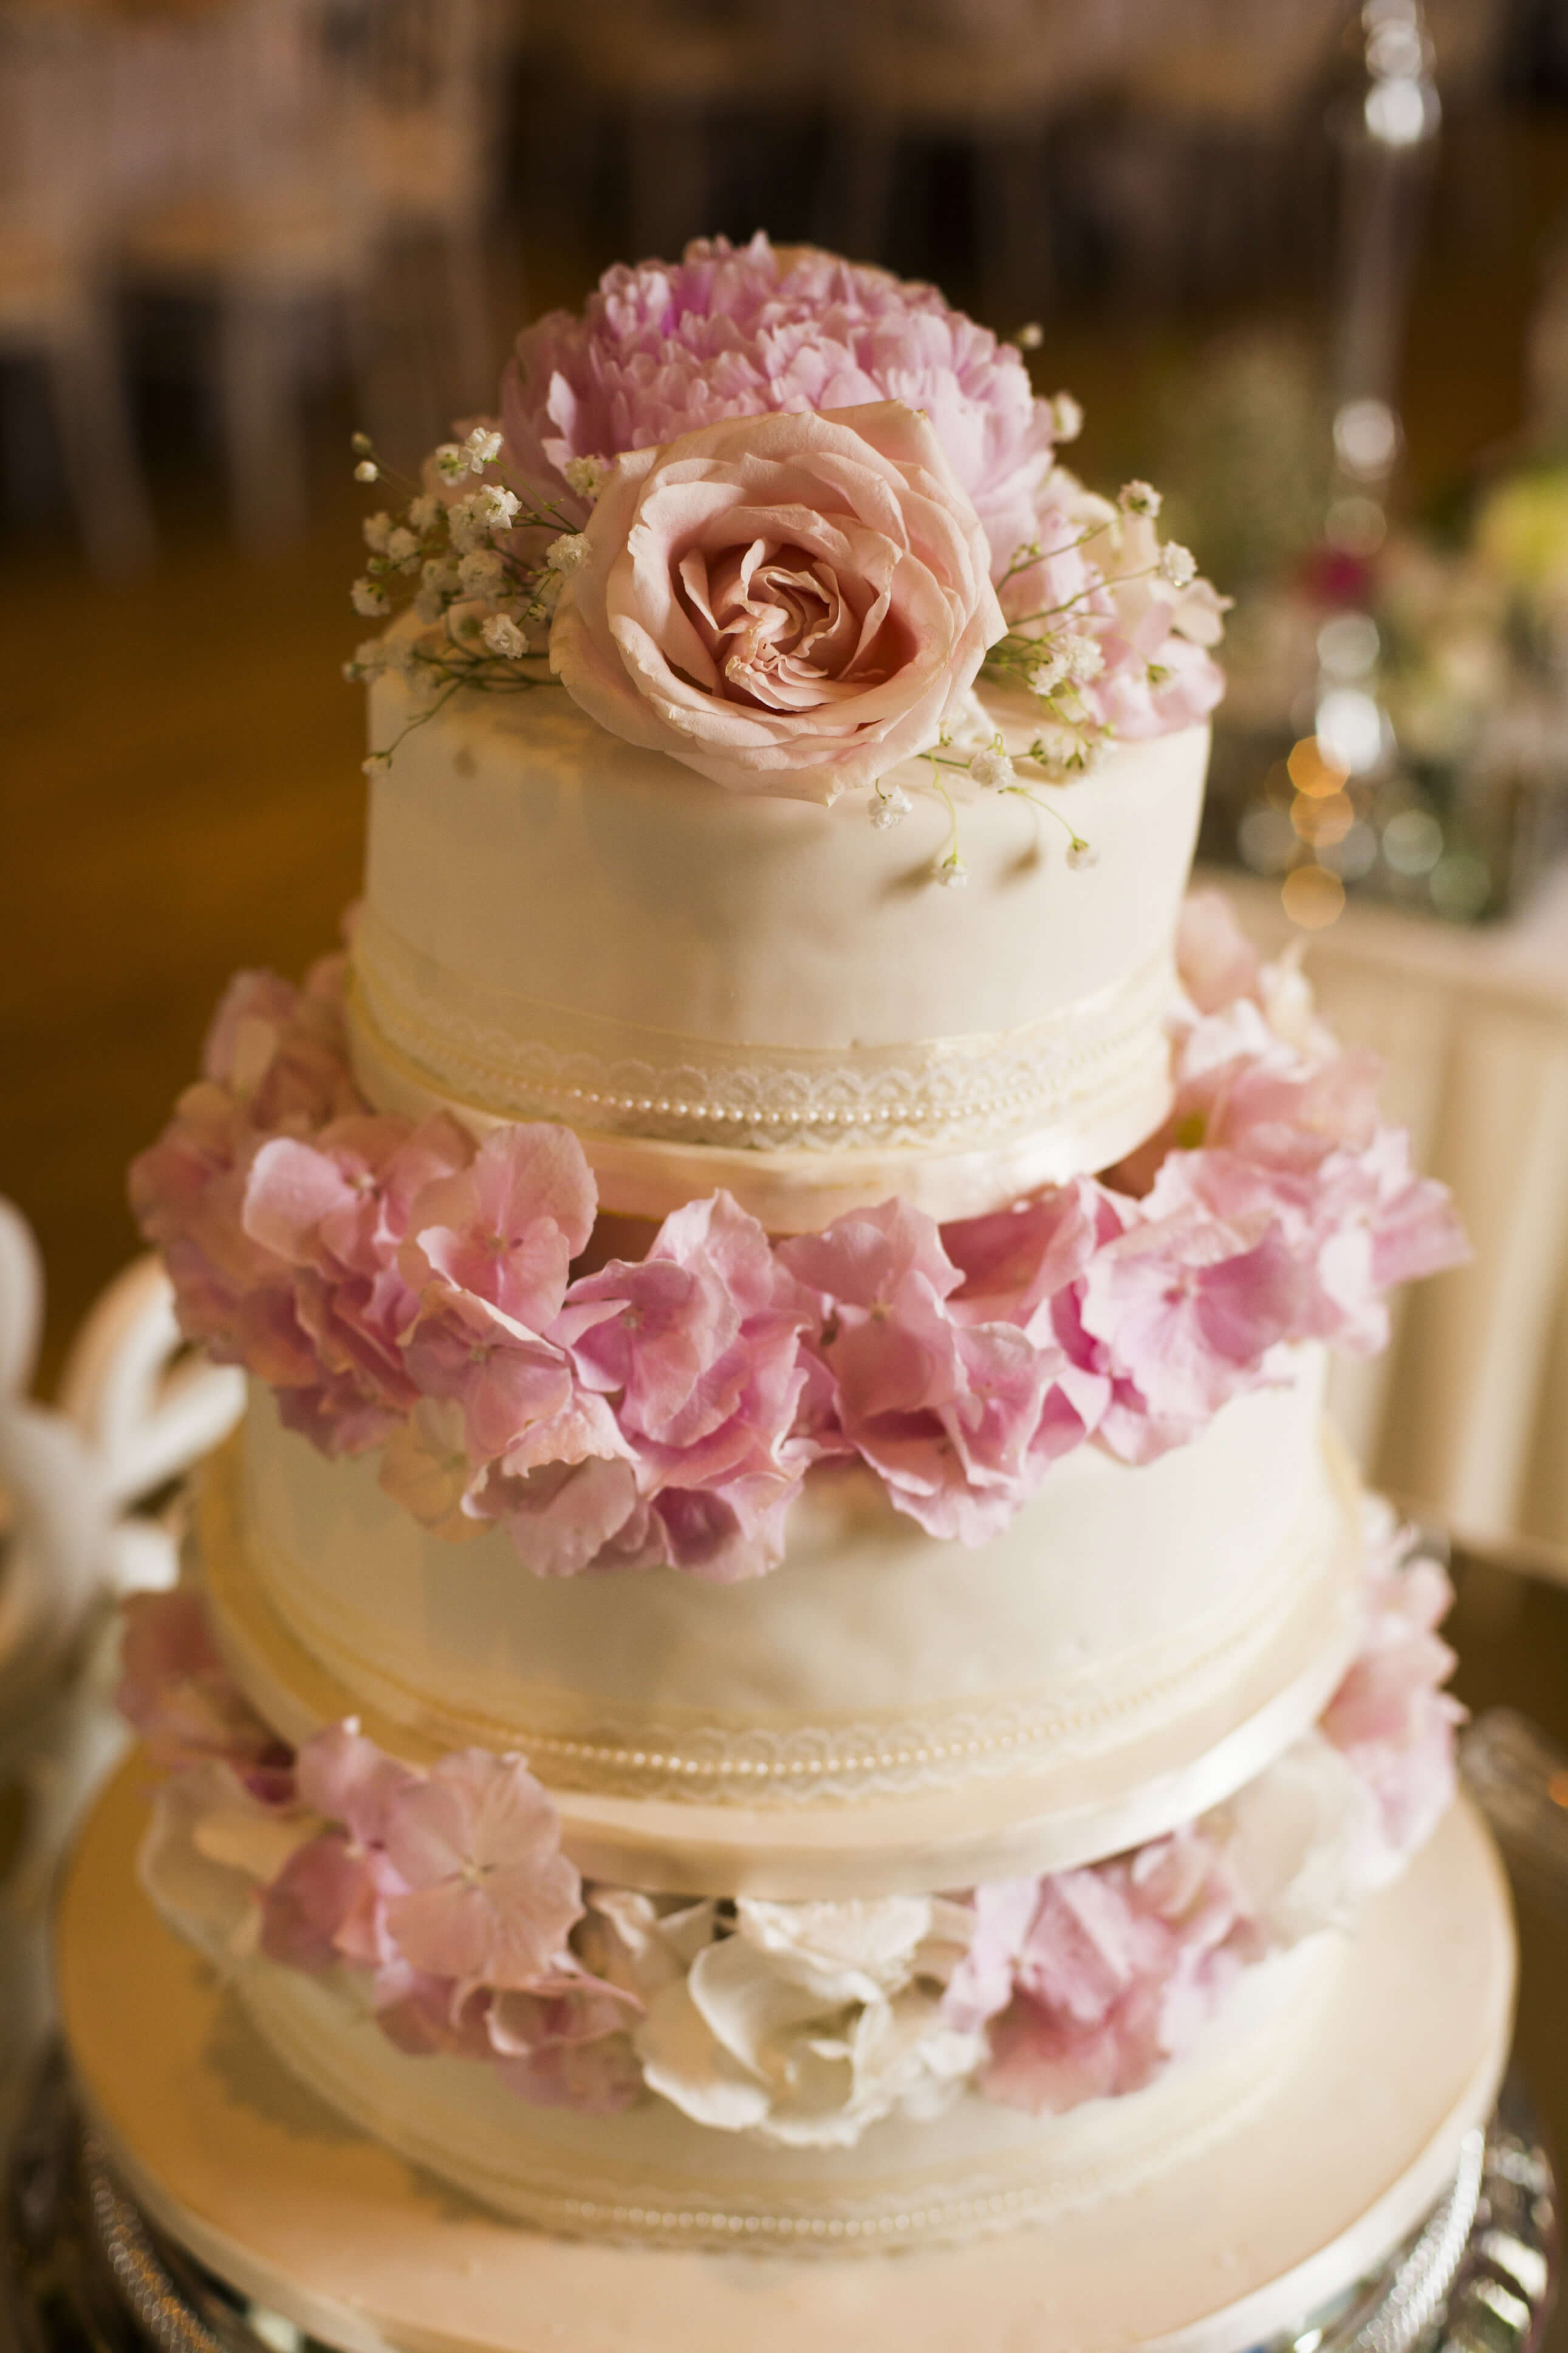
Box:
[349,678,1209,1232]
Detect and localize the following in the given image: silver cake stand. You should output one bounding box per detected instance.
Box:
[0,2049,1555,2353]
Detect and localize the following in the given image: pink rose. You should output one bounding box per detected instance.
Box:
[549,402,1005,803]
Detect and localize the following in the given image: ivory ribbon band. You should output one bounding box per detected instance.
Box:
[347,911,1178,1226]
[197,1431,1361,1818]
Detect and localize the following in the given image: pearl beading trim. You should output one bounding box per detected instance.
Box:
[208,1434,1341,1807]
[349,907,1174,1155]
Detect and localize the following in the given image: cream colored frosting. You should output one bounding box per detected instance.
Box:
[352,676,1208,1226]
[229,1932,1336,2253]
[194,1351,1364,1895]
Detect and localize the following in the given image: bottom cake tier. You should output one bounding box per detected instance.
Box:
[57,1761,1514,2353]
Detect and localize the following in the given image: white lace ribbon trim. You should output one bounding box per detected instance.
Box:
[348,908,1176,1156]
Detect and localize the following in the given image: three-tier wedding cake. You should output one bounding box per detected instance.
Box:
[56,238,1515,2353]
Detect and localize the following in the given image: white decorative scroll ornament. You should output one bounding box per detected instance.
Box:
[347,910,1177,1228]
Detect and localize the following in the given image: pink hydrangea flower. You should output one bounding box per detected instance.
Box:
[998,472,1227,739]
[1322,1543,1462,1862]
[470,1452,648,1579]
[974,1832,1243,2114]
[781,1197,1088,1541]
[402,1288,580,1465]
[380,1748,583,1992]
[553,1192,813,1578]
[117,1589,283,1779]
[1077,1207,1307,1455]
[1175,890,1262,1016]
[400,1124,596,1331]
[501,232,1058,577]
[258,1721,420,1976]
[485,1980,644,2113]
[130,921,1466,1567]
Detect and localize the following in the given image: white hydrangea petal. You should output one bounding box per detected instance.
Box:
[635,1974,772,2132]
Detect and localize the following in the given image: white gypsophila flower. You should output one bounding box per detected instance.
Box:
[482,612,529,658]
[1030,722,1081,775]
[1049,390,1083,442]
[936,853,969,888]
[414,554,462,625]
[433,442,469,484]
[968,744,1015,789]
[384,525,420,569]
[462,425,504,471]
[353,458,378,484]
[362,510,393,555]
[1160,541,1198,588]
[939,683,996,754]
[1015,321,1044,350]
[408,492,440,535]
[1028,648,1069,696]
[347,636,394,677]
[445,597,487,650]
[1067,837,1098,870]
[544,530,591,575]
[563,454,610,503]
[403,659,445,714]
[351,577,390,618]
[443,495,487,555]
[458,547,506,597]
[869,783,912,830]
[1065,634,1105,682]
[474,483,521,534]
[1119,479,1162,519]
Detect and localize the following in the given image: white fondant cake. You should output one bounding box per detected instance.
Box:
[76,238,1506,2342]
[351,679,1209,1226]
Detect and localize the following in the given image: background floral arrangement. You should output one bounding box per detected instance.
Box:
[129,894,1465,1585]
[121,1516,1460,2148]
[346,234,1226,809]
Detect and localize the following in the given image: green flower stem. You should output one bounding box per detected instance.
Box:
[923,757,967,877]
[1001,782,1091,856]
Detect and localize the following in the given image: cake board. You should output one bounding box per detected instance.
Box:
[55,1761,1516,2353]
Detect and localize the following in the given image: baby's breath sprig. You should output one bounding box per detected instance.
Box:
[923,747,968,888]
[918,729,1100,871]
[344,427,589,769]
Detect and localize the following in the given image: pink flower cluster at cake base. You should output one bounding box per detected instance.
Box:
[119,1522,1461,2132]
[128,895,1465,1581]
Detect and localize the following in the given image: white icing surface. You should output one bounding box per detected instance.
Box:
[352,678,1208,1223]
[230,1351,1341,1805]
[231,1932,1335,2250]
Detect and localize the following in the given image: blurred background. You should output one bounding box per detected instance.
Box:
[1,1,1567,2327]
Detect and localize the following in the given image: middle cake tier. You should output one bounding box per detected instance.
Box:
[196,1344,1362,1898]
